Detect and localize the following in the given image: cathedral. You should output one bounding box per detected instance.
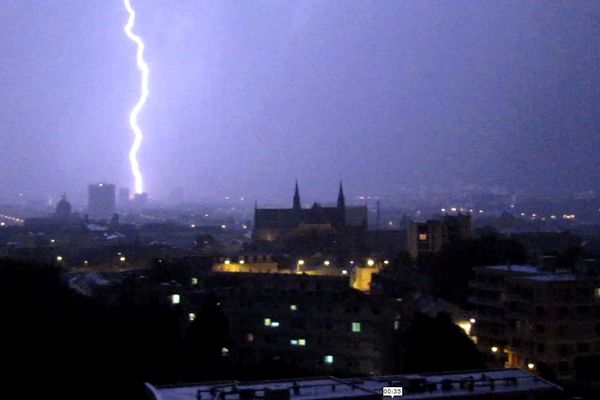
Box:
[253,182,368,242]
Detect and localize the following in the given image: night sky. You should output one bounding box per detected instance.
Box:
[1,1,600,203]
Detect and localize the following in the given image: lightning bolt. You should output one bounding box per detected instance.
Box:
[123,0,148,194]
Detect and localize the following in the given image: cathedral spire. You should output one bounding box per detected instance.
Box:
[293,180,301,210]
[337,181,345,210]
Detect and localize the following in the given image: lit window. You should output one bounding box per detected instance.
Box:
[264,318,271,326]
[298,339,306,346]
[56,256,63,262]
[271,321,280,328]
[352,322,361,333]
[290,339,298,346]
[394,320,400,331]
[191,277,198,285]
[290,304,297,311]
[221,347,229,356]
[595,288,600,298]
[188,313,196,321]
[419,233,428,241]
[324,355,334,365]
[342,270,348,275]
[171,294,180,304]
[247,333,254,342]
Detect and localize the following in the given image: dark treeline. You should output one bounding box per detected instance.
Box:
[0,259,232,400]
[403,312,485,373]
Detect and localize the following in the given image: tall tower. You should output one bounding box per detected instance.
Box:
[88,183,116,220]
[337,181,346,209]
[337,181,346,225]
[293,180,301,210]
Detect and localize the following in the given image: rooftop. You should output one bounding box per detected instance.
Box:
[146,368,562,400]
[484,265,589,282]
[485,265,540,274]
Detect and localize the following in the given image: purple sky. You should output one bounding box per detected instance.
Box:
[1,1,600,204]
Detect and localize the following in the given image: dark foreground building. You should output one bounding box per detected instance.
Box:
[146,368,563,400]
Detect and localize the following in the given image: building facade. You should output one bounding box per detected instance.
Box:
[470,258,600,379]
[87,183,116,220]
[406,214,471,261]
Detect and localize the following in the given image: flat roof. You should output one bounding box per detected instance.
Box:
[485,265,539,274]
[147,368,561,400]
[484,265,584,282]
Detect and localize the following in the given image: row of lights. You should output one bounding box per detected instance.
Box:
[296,258,389,267]
[0,214,24,223]
[440,208,484,214]
[518,212,576,220]
[190,223,248,229]
[55,255,126,263]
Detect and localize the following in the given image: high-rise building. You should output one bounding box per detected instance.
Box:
[87,183,116,220]
[118,187,130,209]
